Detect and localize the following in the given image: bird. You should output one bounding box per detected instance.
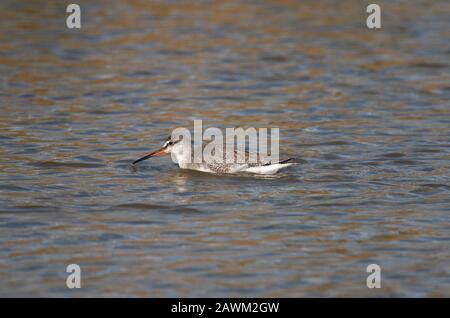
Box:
[132,135,295,175]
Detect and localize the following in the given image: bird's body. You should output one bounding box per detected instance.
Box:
[133,136,294,175]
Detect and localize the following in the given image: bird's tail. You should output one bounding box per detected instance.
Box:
[263,158,296,166]
[278,158,295,164]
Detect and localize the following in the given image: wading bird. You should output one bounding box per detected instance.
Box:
[133,136,294,175]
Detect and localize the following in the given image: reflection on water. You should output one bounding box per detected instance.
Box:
[0,0,449,296]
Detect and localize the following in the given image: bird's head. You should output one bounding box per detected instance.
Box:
[133,136,182,165]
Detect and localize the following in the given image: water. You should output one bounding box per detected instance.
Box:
[0,0,449,297]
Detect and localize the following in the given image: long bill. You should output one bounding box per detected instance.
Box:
[133,148,166,165]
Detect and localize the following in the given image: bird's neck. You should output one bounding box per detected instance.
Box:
[170,144,191,168]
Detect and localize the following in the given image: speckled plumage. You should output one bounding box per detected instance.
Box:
[134,136,295,175]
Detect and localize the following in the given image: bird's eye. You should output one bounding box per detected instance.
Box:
[168,141,173,145]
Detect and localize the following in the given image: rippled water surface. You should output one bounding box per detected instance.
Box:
[0,0,449,297]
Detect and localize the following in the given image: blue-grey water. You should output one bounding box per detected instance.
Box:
[0,0,449,297]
